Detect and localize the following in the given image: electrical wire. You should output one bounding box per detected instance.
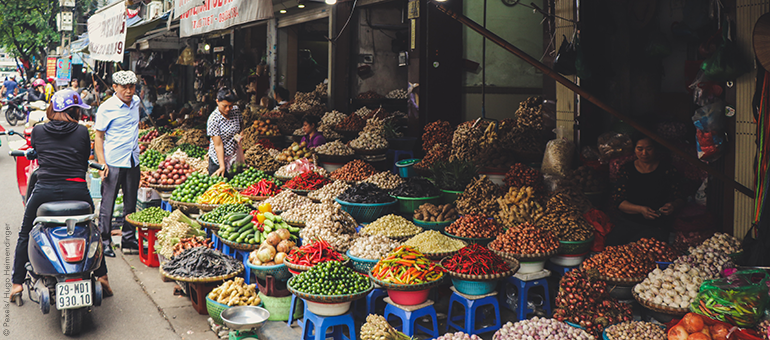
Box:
[327,0,359,43]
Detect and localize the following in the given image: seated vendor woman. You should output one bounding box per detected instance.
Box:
[300,115,325,148]
[605,135,684,246]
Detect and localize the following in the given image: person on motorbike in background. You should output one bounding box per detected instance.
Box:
[44,77,55,102]
[9,89,112,305]
[1,74,18,99]
[27,79,46,102]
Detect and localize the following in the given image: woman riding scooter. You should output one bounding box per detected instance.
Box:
[9,89,112,304]
[28,79,45,102]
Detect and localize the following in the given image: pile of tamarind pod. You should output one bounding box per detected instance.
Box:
[552,185,593,214]
[455,176,502,217]
[503,163,545,192]
[413,203,458,222]
[495,186,544,227]
[488,222,559,255]
[415,143,451,170]
[422,120,453,152]
[450,123,483,162]
[538,193,595,241]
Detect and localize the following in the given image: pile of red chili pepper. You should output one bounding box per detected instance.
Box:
[370,246,444,284]
[241,179,282,197]
[257,139,276,150]
[442,244,510,276]
[285,239,346,266]
[282,171,330,191]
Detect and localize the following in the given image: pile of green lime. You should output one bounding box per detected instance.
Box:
[127,207,170,224]
[229,168,282,189]
[140,150,165,169]
[290,261,370,296]
[170,172,226,203]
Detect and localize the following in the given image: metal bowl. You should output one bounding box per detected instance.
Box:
[219,306,270,331]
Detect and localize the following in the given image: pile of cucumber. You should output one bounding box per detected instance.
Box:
[218,212,300,245]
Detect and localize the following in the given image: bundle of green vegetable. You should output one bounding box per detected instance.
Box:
[156,210,206,258]
[200,204,253,224]
[290,261,370,295]
[140,149,165,169]
[229,168,283,189]
[127,207,170,224]
[170,172,226,203]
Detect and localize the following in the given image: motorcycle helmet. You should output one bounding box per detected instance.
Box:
[51,89,90,112]
[46,76,54,83]
[32,78,44,88]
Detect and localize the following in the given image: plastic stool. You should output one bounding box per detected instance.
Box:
[447,288,501,335]
[302,308,356,340]
[383,297,439,338]
[353,287,388,318]
[229,248,252,283]
[288,294,305,328]
[137,227,160,267]
[160,200,172,212]
[545,261,578,278]
[501,276,551,320]
[389,150,415,173]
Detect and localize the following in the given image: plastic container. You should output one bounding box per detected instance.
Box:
[440,189,463,204]
[386,289,430,306]
[451,278,498,295]
[334,198,397,223]
[558,236,595,255]
[479,172,505,186]
[518,260,546,274]
[550,252,588,267]
[412,218,454,231]
[393,195,441,214]
[656,261,672,270]
[322,162,345,173]
[395,159,420,178]
[305,301,352,316]
[258,292,303,321]
[346,250,379,274]
[206,296,230,325]
[247,262,291,282]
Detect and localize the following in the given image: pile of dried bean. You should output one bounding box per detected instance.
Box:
[348,235,400,260]
[361,171,404,190]
[330,159,376,182]
[315,140,354,156]
[455,176,502,216]
[262,191,313,211]
[308,180,350,201]
[422,120,454,152]
[403,230,466,254]
[582,243,656,279]
[335,114,366,131]
[488,222,559,255]
[445,214,502,239]
[361,214,422,238]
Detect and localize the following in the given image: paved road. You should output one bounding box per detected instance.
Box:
[0,121,179,339]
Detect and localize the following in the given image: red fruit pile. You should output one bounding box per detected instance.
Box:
[635,237,680,263]
[140,130,159,142]
[148,158,193,186]
[553,269,633,337]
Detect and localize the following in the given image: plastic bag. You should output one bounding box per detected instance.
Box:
[701,20,750,82]
[693,100,726,162]
[691,270,769,328]
[541,128,575,177]
[597,132,633,163]
[553,35,577,75]
[583,208,614,252]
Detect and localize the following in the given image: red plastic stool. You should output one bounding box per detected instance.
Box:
[138,227,160,267]
[188,281,220,315]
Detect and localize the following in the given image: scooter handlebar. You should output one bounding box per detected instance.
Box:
[9,150,25,157]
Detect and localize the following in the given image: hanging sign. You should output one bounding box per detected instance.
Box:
[176,0,273,38]
[87,1,127,62]
[56,58,72,86]
[46,58,57,80]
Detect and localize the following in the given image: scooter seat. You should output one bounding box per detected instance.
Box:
[36,201,92,217]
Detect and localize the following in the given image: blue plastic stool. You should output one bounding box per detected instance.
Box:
[383,297,439,338]
[500,276,551,320]
[447,289,501,335]
[389,150,415,174]
[230,248,253,284]
[302,307,356,340]
[353,287,388,319]
[545,261,578,278]
[160,200,172,212]
[209,230,221,251]
[288,294,305,328]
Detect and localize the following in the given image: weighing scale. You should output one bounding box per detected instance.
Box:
[220,306,270,340]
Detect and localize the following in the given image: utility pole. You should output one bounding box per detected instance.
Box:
[57,0,75,88]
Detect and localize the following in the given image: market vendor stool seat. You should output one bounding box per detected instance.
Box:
[447,287,501,335]
[137,227,160,267]
[227,248,253,284]
[389,150,414,174]
[288,294,304,328]
[353,286,388,319]
[501,275,551,321]
[160,200,172,212]
[301,308,356,340]
[383,297,439,338]
[545,261,578,278]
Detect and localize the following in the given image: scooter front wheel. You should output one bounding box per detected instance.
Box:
[5,106,17,126]
[61,307,85,335]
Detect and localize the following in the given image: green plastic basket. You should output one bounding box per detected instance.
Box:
[451,278,498,295]
[258,292,303,321]
[206,296,229,325]
[335,198,397,223]
[412,218,455,231]
[559,235,595,255]
[246,262,291,281]
[346,250,379,274]
[440,189,463,204]
[393,195,442,214]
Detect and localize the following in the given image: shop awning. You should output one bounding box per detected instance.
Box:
[125,10,172,47]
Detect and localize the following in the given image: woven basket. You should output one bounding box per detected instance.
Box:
[147,183,178,192]
[159,264,243,283]
[124,216,163,230]
[283,219,305,228]
[580,263,645,286]
[559,235,595,255]
[345,251,380,274]
[275,175,297,182]
[368,272,444,291]
[334,198,397,223]
[168,199,199,212]
[317,154,355,164]
[412,218,455,231]
[284,255,350,273]
[422,250,460,261]
[632,290,689,316]
[443,232,495,246]
[214,231,259,251]
[439,258,520,282]
[196,203,223,212]
[285,188,315,196]
[243,195,270,201]
[287,277,373,304]
[196,218,220,231]
[246,262,291,281]
[488,247,558,263]
[206,296,230,325]
[352,147,387,155]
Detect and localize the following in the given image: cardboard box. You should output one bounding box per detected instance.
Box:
[138,187,161,202]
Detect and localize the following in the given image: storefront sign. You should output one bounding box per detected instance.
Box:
[46,58,57,80]
[56,58,72,86]
[87,1,127,62]
[176,0,273,38]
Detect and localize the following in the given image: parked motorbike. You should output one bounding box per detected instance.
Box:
[5,138,106,336]
[5,127,36,201]
[2,92,30,126]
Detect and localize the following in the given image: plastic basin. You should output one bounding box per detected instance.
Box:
[393,195,441,214]
[412,218,454,231]
[558,236,595,255]
[440,189,463,204]
[518,260,546,274]
[451,278,498,295]
[305,301,352,316]
[335,198,397,223]
[550,252,588,267]
[395,159,420,178]
[247,262,291,282]
[387,289,429,306]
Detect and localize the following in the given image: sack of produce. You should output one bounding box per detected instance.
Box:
[540,128,575,177]
[690,270,769,328]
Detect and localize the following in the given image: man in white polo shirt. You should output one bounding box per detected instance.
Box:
[94,71,141,254]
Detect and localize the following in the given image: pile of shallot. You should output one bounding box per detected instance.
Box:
[492,318,595,340]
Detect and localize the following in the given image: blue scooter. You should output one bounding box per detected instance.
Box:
[7,146,106,336]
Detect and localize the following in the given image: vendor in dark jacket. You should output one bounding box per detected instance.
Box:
[9,89,112,305]
[605,135,685,246]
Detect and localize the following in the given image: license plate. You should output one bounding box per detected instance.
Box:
[55,280,92,310]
